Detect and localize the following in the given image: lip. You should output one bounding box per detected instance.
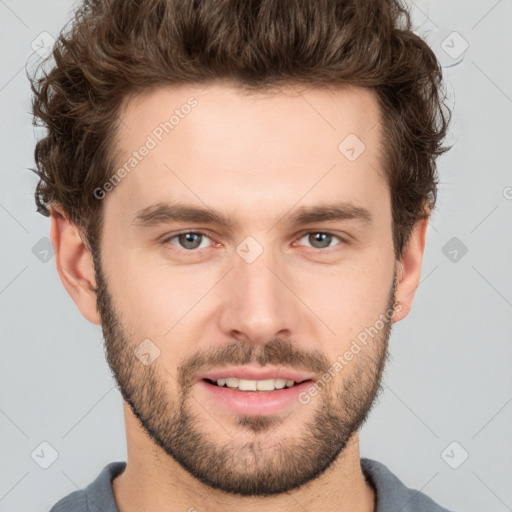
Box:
[196,378,314,416]
[196,366,316,384]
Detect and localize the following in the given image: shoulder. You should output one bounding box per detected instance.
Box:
[361,458,456,512]
[49,490,87,512]
[49,461,126,512]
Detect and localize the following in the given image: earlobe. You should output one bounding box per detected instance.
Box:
[391,218,429,323]
[50,206,102,325]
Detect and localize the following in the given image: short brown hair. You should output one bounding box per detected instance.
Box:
[29,0,451,259]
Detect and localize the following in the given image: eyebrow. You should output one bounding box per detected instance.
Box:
[132,201,373,229]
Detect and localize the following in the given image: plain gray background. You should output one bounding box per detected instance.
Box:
[1,0,511,511]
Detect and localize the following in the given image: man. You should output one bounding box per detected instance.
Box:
[30,0,454,510]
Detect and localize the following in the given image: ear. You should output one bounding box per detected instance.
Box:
[392,218,429,323]
[49,206,101,325]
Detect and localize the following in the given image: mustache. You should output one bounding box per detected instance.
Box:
[177,338,330,389]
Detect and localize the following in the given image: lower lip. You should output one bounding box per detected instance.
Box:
[196,380,314,416]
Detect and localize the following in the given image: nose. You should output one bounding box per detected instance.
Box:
[215,243,303,346]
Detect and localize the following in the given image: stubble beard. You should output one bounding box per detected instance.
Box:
[94,254,396,496]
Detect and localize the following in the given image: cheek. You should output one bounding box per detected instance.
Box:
[104,252,222,374]
[295,256,394,334]
[107,250,211,325]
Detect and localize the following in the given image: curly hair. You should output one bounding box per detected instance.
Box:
[28,0,451,259]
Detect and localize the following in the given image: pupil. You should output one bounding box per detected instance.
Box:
[310,233,331,248]
[180,233,201,249]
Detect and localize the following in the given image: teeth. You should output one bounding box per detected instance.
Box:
[215,377,296,391]
[257,379,278,391]
[238,379,257,391]
[274,379,287,389]
[225,378,239,388]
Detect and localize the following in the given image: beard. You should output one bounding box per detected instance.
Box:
[93,253,397,497]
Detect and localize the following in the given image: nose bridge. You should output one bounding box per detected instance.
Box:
[217,239,298,344]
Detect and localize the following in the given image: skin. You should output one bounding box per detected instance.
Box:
[50,82,428,512]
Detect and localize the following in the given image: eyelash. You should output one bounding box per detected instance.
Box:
[162,230,346,253]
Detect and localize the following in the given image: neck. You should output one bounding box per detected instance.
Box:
[112,403,375,512]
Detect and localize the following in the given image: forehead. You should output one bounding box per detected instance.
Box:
[108,82,388,228]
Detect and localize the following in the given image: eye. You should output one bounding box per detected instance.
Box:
[164,231,213,250]
[162,230,344,253]
[295,232,344,250]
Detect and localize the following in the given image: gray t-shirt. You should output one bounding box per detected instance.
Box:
[49,458,454,511]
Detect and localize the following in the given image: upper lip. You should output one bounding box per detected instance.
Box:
[197,366,316,384]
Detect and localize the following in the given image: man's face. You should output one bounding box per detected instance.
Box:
[95,83,398,495]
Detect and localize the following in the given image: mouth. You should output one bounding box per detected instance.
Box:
[196,377,314,416]
[195,368,316,416]
[202,377,311,392]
